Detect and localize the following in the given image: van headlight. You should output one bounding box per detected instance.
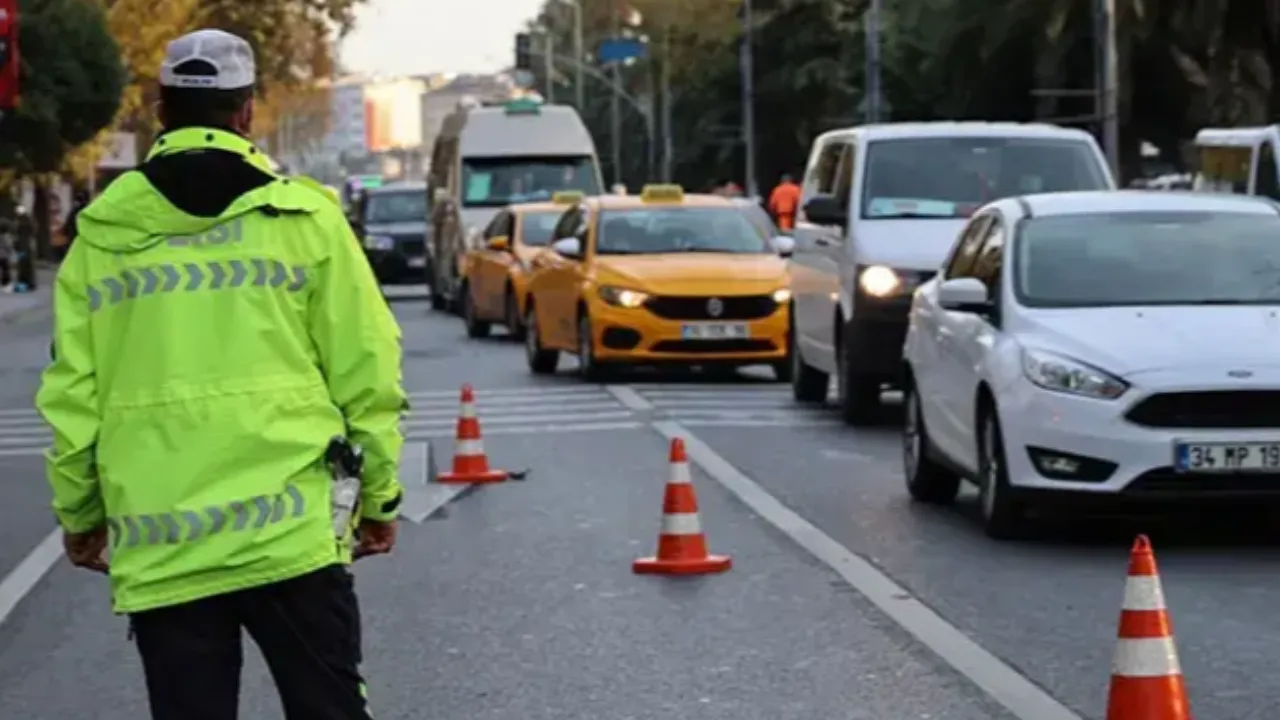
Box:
[771,288,792,303]
[1021,348,1128,399]
[858,265,901,296]
[364,234,394,251]
[598,286,649,308]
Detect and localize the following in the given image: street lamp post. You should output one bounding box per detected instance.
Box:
[740,0,758,197]
[571,0,584,110]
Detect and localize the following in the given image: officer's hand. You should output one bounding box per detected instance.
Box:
[353,519,397,559]
[63,526,109,574]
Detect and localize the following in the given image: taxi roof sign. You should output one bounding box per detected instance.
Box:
[640,184,684,202]
[551,190,584,204]
[504,97,542,115]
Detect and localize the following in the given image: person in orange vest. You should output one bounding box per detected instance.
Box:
[768,173,801,231]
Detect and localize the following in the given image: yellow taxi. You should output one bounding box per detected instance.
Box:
[521,184,792,380]
[460,192,584,339]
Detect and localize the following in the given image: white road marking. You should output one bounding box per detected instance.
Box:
[652,420,1083,720]
[0,447,42,458]
[0,530,63,630]
[676,418,841,428]
[399,441,467,523]
[604,385,653,410]
[410,421,643,438]
[407,410,633,427]
[407,386,601,399]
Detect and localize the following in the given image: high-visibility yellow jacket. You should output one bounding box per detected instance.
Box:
[36,127,406,613]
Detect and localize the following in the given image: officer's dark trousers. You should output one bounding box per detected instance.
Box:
[130,564,372,720]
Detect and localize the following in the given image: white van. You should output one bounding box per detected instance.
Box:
[788,122,1115,423]
[1192,126,1280,200]
[426,98,604,311]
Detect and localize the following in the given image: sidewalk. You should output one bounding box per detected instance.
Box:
[0,268,55,323]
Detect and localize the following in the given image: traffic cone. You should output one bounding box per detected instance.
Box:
[435,384,508,484]
[633,438,731,575]
[1105,534,1190,720]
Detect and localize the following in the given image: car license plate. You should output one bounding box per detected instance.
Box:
[1174,441,1280,473]
[681,323,748,340]
[407,256,426,268]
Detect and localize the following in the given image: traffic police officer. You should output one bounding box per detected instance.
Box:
[35,29,406,720]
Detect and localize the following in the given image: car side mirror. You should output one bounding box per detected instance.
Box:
[937,277,991,313]
[486,235,510,251]
[802,195,847,226]
[772,235,795,257]
[552,237,582,259]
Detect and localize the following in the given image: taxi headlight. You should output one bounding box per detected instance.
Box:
[771,288,792,303]
[858,265,901,297]
[598,286,649,308]
[1021,348,1128,400]
[364,234,394,251]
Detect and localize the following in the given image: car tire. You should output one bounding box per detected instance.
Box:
[577,314,609,382]
[789,318,828,402]
[524,305,558,374]
[771,361,792,383]
[461,283,490,338]
[504,289,525,341]
[836,331,880,425]
[977,404,1028,539]
[903,380,961,504]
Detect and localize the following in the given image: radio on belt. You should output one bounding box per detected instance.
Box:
[325,436,364,539]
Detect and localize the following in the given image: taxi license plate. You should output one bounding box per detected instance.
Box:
[407,256,426,268]
[1174,441,1280,473]
[681,323,748,340]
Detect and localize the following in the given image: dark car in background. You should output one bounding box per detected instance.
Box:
[351,181,431,284]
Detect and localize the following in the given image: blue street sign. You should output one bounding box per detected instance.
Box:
[597,37,647,64]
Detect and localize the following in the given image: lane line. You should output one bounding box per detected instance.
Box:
[0,448,42,458]
[605,385,653,410]
[407,386,602,399]
[0,530,63,630]
[675,418,842,428]
[410,421,643,438]
[651,420,1083,720]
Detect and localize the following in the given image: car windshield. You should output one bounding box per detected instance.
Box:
[461,156,601,208]
[1015,211,1280,307]
[519,211,561,246]
[365,191,426,224]
[860,137,1112,219]
[737,202,780,236]
[596,207,771,255]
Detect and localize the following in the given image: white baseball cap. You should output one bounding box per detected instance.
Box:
[158,29,255,91]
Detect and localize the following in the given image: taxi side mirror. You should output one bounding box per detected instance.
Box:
[552,237,582,259]
[773,235,795,257]
[486,235,510,251]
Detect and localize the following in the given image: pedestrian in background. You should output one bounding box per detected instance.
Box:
[768,173,801,231]
[35,28,405,720]
[0,215,14,290]
[12,204,35,290]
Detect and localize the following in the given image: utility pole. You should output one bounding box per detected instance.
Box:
[740,0,758,197]
[864,0,882,123]
[661,26,674,181]
[1098,0,1120,179]
[572,0,584,111]
[610,7,623,186]
[544,32,555,102]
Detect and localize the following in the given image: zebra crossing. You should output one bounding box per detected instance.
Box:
[621,384,841,428]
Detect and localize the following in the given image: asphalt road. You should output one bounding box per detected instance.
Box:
[1,292,1277,719]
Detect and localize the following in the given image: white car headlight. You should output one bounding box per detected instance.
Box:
[364,234,394,251]
[1021,348,1128,400]
[858,265,900,296]
[771,288,792,303]
[598,286,649,308]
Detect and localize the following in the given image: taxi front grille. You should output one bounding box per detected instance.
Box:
[644,295,777,320]
[1124,390,1280,429]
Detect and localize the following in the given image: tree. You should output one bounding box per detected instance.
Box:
[0,0,125,173]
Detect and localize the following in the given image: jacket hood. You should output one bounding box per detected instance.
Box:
[76,127,326,255]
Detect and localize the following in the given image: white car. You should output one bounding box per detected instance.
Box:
[901,190,1280,538]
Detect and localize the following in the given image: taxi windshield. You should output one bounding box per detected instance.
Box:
[519,211,561,246]
[596,207,771,255]
[860,137,1111,219]
[1015,211,1280,307]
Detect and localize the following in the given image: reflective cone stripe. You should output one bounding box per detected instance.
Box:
[437,384,507,484]
[633,438,731,575]
[1106,535,1190,720]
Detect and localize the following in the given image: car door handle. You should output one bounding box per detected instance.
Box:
[815,237,831,247]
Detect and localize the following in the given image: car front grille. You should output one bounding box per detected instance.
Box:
[643,295,777,320]
[1124,390,1280,429]
[393,236,425,255]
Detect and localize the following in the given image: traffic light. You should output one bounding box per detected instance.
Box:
[514,32,531,70]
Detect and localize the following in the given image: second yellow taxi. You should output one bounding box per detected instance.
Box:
[460,192,584,339]
[521,184,793,380]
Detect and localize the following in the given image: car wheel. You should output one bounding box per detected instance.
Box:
[770,360,792,382]
[836,331,880,425]
[461,284,490,338]
[789,318,827,402]
[577,314,609,382]
[524,305,558,374]
[504,289,525,341]
[903,381,961,504]
[977,405,1027,539]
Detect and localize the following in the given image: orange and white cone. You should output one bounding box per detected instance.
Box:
[633,438,732,575]
[435,384,508,484]
[1105,534,1190,720]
